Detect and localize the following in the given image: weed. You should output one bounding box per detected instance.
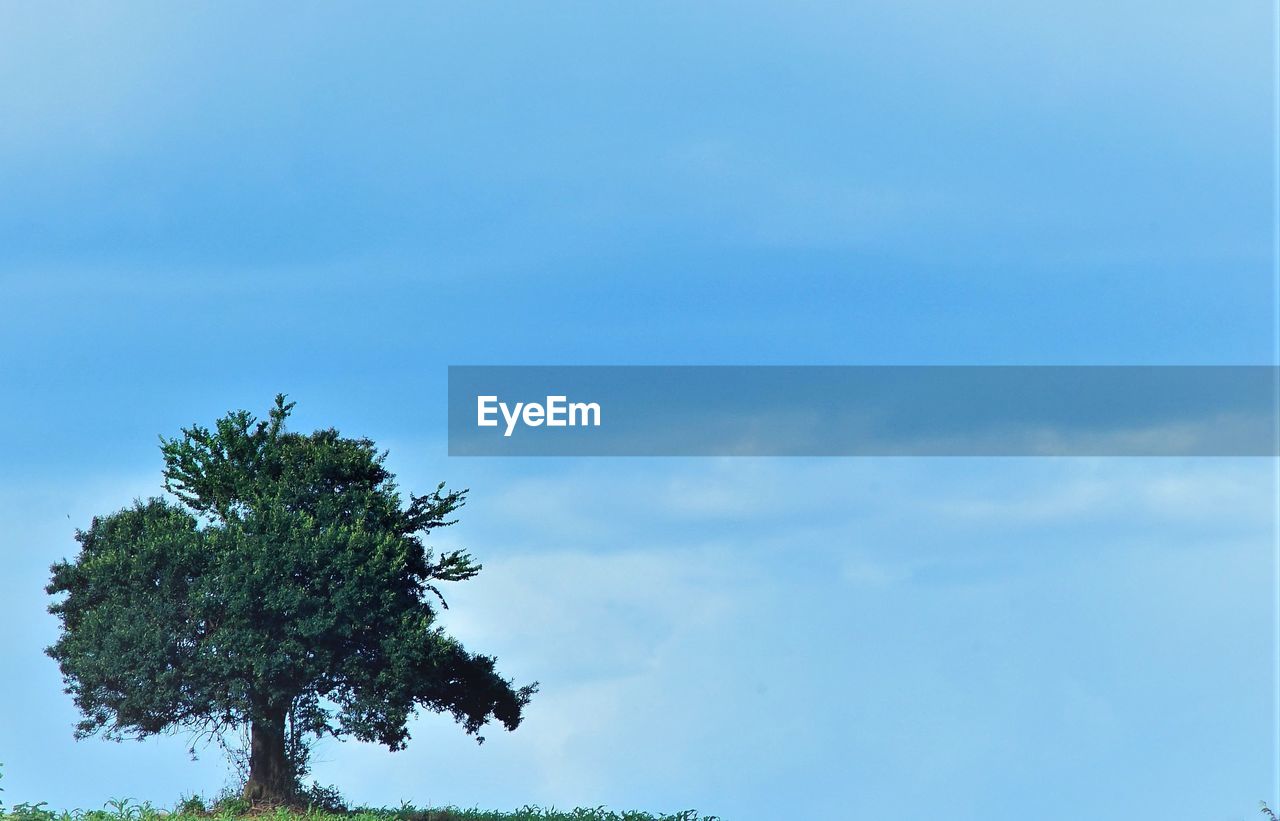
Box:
[0,805,719,821]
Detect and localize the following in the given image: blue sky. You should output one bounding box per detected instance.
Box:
[0,3,1276,820]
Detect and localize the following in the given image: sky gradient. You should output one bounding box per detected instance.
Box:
[0,3,1276,820]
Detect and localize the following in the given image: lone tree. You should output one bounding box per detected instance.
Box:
[47,396,535,804]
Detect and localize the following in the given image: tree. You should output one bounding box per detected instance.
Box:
[46,395,536,804]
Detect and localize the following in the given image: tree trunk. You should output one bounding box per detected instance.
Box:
[243,705,293,805]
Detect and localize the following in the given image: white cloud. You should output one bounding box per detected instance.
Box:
[7,457,1275,816]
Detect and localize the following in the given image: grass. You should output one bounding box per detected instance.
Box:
[0,805,718,821]
[0,784,717,821]
[3,788,1278,821]
[0,763,718,821]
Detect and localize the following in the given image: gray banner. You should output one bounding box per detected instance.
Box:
[447,366,1280,457]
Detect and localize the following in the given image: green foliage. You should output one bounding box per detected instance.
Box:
[209,795,250,818]
[355,809,717,821]
[299,784,347,814]
[175,796,207,816]
[45,396,536,801]
[0,785,716,821]
[0,769,715,821]
[0,807,718,821]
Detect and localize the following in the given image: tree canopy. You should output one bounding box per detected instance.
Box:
[47,395,535,803]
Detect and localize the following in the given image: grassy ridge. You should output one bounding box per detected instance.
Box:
[0,800,719,821]
[0,767,718,821]
[0,807,718,821]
